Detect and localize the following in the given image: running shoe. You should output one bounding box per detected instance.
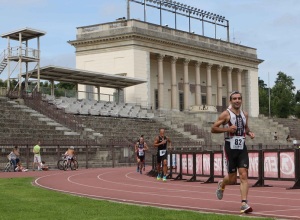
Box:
[240,203,253,213]
[157,174,161,180]
[163,175,167,182]
[216,180,224,200]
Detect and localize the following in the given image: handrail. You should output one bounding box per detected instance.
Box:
[0,50,6,62]
[23,91,84,132]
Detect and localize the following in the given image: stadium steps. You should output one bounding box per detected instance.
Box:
[154,110,292,147]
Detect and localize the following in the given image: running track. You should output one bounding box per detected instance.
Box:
[2,168,300,219]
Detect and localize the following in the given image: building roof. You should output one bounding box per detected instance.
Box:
[24,65,146,89]
[1,27,46,41]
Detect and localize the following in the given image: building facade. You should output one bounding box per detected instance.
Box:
[69,19,263,117]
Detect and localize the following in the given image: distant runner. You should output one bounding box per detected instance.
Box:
[135,137,148,174]
[154,128,171,182]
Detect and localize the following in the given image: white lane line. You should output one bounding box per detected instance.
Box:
[65,171,300,209]
[34,169,300,219]
[124,171,300,201]
[126,170,299,195]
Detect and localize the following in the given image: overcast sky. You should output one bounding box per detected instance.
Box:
[0,0,299,90]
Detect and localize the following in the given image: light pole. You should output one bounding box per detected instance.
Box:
[268,72,271,118]
[127,0,230,41]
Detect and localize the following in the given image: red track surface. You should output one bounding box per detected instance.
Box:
[2,168,300,219]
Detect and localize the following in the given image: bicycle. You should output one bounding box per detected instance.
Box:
[57,155,78,171]
[4,160,13,172]
[63,156,78,171]
[57,155,66,170]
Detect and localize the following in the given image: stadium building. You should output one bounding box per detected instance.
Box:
[69,18,262,117]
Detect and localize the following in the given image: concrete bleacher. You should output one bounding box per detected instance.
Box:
[158,110,292,147]
[77,115,200,148]
[43,95,154,119]
[0,97,81,144]
[272,117,300,142]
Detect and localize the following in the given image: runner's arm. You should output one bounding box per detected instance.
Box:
[153,136,162,147]
[144,143,149,151]
[211,111,231,133]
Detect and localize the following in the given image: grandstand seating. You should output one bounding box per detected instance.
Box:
[272,118,300,142]
[0,97,82,145]
[77,115,201,148]
[43,95,155,119]
[159,110,292,147]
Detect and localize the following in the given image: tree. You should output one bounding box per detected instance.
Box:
[258,78,269,115]
[0,79,5,87]
[56,82,75,90]
[295,90,300,103]
[271,72,296,118]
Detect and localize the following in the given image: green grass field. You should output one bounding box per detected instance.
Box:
[0,178,274,220]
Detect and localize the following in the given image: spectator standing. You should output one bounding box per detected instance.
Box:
[33,141,42,171]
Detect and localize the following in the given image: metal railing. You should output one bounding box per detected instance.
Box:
[6,47,40,59]
[23,91,84,132]
[0,144,139,170]
[0,50,7,62]
[149,148,300,189]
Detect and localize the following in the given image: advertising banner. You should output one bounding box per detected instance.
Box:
[214,153,223,176]
[279,152,295,179]
[248,152,259,177]
[196,154,202,175]
[264,152,278,178]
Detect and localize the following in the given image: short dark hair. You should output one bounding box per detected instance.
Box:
[229,91,242,101]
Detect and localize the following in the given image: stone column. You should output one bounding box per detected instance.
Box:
[97,86,101,101]
[227,67,233,99]
[195,61,202,106]
[217,65,223,107]
[171,56,178,111]
[157,54,165,110]
[237,68,242,92]
[206,63,213,105]
[183,59,190,111]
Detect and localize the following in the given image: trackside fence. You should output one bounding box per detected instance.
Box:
[1,144,144,171]
[149,148,300,189]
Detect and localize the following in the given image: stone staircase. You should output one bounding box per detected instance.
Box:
[76,115,200,148]
[272,118,300,142]
[0,50,7,75]
[0,97,97,145]
[155,110,291,147]
[155,111,215,145]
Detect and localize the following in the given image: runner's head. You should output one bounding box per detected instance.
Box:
[159,128,165,136]
[229,91,242,110]
[139,137,144,143]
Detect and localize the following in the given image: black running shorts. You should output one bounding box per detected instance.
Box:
[138,156,145,162]
[224,141,249,173]
[157,152,168,164]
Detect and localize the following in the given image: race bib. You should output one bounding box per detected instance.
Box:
[230,137,245,150]
[160,150,166,156]
[138,149,144,156]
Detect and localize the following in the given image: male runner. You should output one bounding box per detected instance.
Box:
[136,135,146,172]
[211,91,255,213]
[135,137,148,174]
[154,128,171,182]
